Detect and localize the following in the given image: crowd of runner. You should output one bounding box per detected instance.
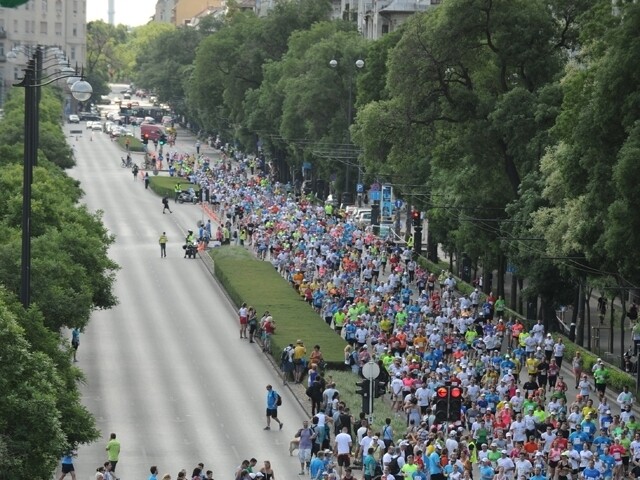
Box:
[160,143,640,480]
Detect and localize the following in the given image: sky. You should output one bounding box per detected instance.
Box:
[87,0,158,27]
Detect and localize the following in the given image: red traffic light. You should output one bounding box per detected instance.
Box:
[411,210,420,220]
[437,387,448,398]
[450,387,462,398]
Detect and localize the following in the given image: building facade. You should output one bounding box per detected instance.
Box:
[0,0,87,104]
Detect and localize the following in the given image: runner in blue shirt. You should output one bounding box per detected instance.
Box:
[479,459,494,480]
[59,452,76,480]
[569,425,589,452]
[593,429,612,455]
[429,446,443,479]
[600,449,615,479]
[582,460,602,480]
[264,384,283,430]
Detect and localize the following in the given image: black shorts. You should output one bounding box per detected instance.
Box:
[595,382,606,393]
[337,453,351,467]
[549,460,559,468]
[622,456,630,466]
[61,463,75,474]
[266,408,278,417]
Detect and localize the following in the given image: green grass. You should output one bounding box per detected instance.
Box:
[148,176,200,197]
[328,369,407,439]
[116,136,145,152]
[210,247,347,365]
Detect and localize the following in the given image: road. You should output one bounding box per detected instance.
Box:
[64,123,305,478]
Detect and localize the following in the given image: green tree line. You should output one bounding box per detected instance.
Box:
[106,0,640,347]
[0,87,118,477]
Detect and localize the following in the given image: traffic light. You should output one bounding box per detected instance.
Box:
[434,386,448,423]
[411,210,421,228]
[374,380,387,398]
[356,379,371,415]
[142,134,149,145]
[448,386,463,422]
[355,379,370,396]
[159,133,167,146]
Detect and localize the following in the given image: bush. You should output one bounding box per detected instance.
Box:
[148,176,200,197]
[557,334,635,390]
[116,136,145,152]
[210,247,347,366]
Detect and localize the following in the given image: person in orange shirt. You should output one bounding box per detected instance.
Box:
[413,332,427,353]
[523,436,538,458]
[511,320,525,349]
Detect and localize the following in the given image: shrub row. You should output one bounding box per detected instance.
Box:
[148,175,200,197]
[116,136,145,152]
[209,247,347,366]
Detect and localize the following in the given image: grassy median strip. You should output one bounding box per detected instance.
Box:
[209,247,347,365]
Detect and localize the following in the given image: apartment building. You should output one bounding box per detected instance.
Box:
[0,0,87,104]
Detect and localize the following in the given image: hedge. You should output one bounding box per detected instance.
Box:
[416,255,636,390]
[209,247,347,366]
[116,136,145,152]
[148,176,200,197]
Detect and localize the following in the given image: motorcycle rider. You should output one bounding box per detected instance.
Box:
[184,230,197,258]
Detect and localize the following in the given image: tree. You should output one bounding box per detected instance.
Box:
[353,0,589,290]
[86,21,130,96]
[134,26,202,112]
[0,300,69,478]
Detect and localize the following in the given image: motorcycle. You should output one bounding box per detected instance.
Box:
[183,242,198,259]
[623,347,637,373]
[177,191,198,204]
[121,156,133,168]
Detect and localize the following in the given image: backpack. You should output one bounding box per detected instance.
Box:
[281,349,290,364]
[388,456,400,475]
[349,350,357,366]
[276,393,282,406]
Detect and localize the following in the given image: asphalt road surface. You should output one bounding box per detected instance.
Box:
[65,126,306,478]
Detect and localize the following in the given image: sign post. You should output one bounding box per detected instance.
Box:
[362,360,380,424]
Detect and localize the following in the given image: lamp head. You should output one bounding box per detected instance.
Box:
[70,80,92,102]
[329,59,338,68]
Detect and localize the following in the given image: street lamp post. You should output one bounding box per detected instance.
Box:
[14,46,92,308]
[329,58,364,203]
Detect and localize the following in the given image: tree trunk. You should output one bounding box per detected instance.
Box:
[572,283,581,345]
[510,274,518,310]
[586,287,593,351]
[577,282,586,347]
[541,294,555,333]
[518,277,524,315]
[497,253,505,298]
[617,289,625,357]
[620,295,626,363]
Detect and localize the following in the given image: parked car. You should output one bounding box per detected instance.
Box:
[91,123,104,132]
[68,114,80,123]
[85,121,94,130]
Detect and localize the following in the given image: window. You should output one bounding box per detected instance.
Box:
[42,0,47,11]
[0,44,4,56]
[73,0,78,14]
[72,24,77,36]
[55,0,62,14]
[40,22,47,35]
[55,22,62,36]
[70,46,76,61]
[13,20,18,34]
[31,21,35,33]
